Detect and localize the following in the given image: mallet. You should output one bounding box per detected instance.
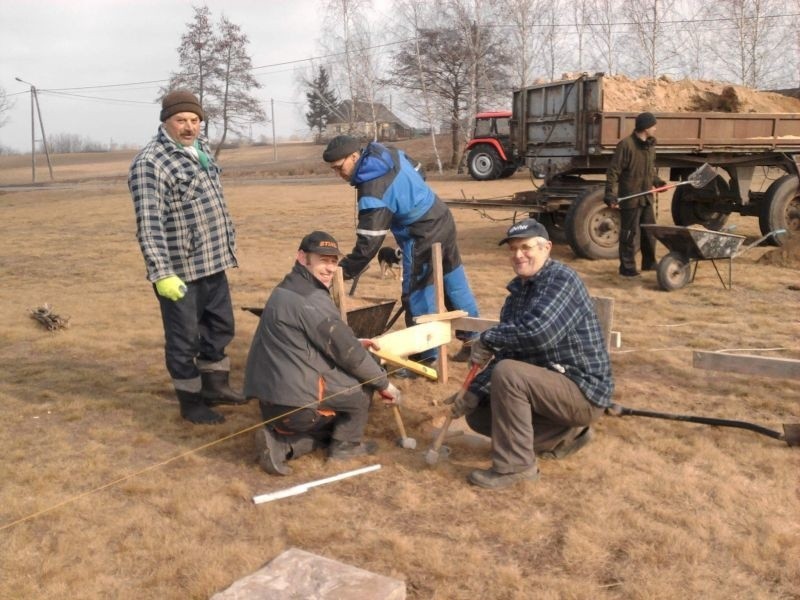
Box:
[425,363,480,466]
[392,405,417,449]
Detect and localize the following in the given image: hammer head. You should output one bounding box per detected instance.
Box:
[424,445,451,465]
[397,437,417,449]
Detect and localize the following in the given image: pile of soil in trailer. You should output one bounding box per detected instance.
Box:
[601,75,800,113]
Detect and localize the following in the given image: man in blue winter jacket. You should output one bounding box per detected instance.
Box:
[323,135,480,362]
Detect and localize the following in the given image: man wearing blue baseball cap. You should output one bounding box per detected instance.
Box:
[444,218,614,490]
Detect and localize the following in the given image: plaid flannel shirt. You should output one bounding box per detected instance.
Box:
[470,259,614,408]
[128,126,237,283]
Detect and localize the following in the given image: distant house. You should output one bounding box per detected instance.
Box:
[326,100,413,142]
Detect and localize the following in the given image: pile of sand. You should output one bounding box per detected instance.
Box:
[757,235,800,268]
[602,75,800,113]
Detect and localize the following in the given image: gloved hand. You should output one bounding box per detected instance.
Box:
[603,193,618,208]
[444,389,480,418]
[155,275,187,301]
[654,177,668,188]
[469,338,493,368]
[379,382,402,405]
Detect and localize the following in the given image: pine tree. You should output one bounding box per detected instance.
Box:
[305,66,338,142]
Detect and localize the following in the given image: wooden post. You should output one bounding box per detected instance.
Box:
[432,243,448,384]
[332,267,347,321]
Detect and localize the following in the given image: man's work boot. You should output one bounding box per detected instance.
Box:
[467,464,539,490]
[538,427,593,461]
[254,427,292,476]
[328,439,378,461]
[176,389,225,425]
[200,371,247,406]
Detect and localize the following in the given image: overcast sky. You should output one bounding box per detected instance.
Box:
[0,0,392,153]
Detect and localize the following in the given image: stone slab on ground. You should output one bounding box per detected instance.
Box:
[210,547,406,600]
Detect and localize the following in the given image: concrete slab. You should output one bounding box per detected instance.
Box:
[210,547,406,600]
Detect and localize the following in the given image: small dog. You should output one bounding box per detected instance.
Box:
[378,247,402,280]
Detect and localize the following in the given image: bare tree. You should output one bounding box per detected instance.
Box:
[322,0,380,133]
[0,86,12,129]
[162,5,221,137]
[707,0,791,88]
[390,22,510,166]
[393,0,446,172]
[213,16,266,157]
[623,0,679,78]
[587,0,624,75]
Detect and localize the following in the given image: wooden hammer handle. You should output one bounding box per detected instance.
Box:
[430,363,480,453]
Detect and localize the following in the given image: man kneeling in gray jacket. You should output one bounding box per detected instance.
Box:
[244,230,401,475]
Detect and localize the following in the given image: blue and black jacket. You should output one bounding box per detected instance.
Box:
[341,142,479,332]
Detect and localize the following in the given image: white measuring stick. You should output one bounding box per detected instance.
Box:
[252,464,382,505]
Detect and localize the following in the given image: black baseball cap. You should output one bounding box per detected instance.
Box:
[299,231,343,256]
[498,218,550,245]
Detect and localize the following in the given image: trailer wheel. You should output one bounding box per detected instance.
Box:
[656,252,691,291]
[537,212,567,244]
[565,187,619,260]
[670,175,730,230]
[467,145,502,180]
[758,174,799,245]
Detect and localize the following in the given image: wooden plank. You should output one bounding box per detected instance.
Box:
[371,349,438,380]
[372,321,453,357]
[451,316,499,333]
[333,267,347,321]
[432,243,448,384]
[693,351,800,380]
[414,310,468,324]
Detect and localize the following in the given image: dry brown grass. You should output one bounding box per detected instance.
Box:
[1,147,798,599]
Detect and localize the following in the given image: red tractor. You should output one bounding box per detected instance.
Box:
[465,110,521,180]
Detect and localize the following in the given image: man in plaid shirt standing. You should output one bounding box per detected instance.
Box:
[446,218,614,489]
[128,90,246,425]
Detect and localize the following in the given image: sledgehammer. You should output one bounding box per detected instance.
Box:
[425,363,480,466]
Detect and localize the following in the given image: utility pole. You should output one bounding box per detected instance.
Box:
[15,77,54,182]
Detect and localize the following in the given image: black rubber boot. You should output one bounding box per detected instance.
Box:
[200,371,247,406]
[177,389,225,424]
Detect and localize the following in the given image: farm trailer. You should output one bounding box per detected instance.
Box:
[448,74,800,260]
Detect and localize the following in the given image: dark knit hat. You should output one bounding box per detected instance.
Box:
[634,112,657,131]
[299,230,343,256]
[160,90,204,122]
[322,135,361,162]
[498,218,550,245]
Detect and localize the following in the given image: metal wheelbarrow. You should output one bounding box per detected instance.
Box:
[642,225,786,291]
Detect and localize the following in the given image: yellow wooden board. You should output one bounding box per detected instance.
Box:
[372,321,452,357]
[371,349,438,380]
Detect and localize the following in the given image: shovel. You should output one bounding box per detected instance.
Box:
[425,363,481,466]
[616,163,716,203]
[607,404,800,447]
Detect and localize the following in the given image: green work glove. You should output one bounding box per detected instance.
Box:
[155,275,187,301]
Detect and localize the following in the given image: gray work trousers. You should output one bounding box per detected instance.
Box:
[466,359,604,473]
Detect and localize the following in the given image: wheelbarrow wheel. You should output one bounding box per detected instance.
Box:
[656,252,691,291]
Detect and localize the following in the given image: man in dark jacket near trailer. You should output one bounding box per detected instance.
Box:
[604,112,667,277]
[244,231,401,476]
[322,135,480,362]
